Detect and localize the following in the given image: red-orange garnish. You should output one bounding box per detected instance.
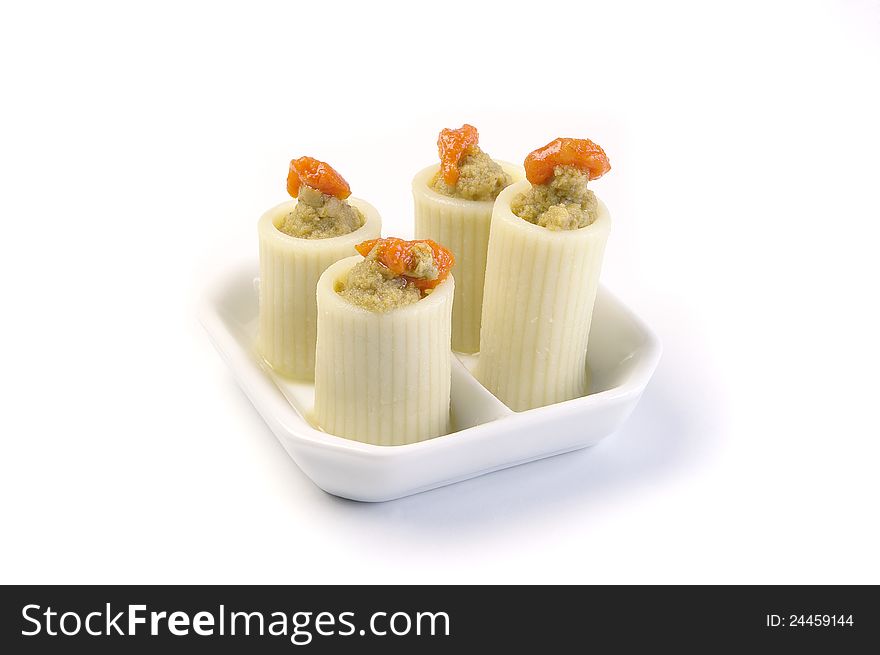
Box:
[437,124,480,186]
[287,156,352,200]
[356,237,455,292]
[524,137,611,185]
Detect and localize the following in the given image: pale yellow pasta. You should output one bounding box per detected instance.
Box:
[257,199,381,380]
[314,256,454,445]
[475,180,611,411]
[412,162,524,354]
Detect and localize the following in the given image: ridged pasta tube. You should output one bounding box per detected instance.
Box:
[475,180,611,411]
[412,162,524,354]
[314,256,454,445]
[257,199,381,380]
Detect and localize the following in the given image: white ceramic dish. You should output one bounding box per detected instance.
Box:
[200,263,662,502]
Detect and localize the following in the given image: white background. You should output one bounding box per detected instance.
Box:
[1,0,878,584]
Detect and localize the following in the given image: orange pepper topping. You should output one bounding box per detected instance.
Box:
[287,156,352,200]
[524,137,611,185]
[355,237,455,292]
[437,124,480,186]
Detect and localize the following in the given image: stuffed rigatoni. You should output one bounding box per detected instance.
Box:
[476,138,612,411]
[413,124,521,353]
[258,157,381,379]
[314,238,455,445]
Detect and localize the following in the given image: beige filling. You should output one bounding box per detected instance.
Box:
[430,146,511,201]
[278,184,365,239]
[338,243,438,312]
[511,166,598,231]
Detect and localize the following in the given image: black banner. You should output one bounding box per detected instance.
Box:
[1,585,876,652]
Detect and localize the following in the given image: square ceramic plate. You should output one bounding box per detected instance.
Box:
[200,263,662,502]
